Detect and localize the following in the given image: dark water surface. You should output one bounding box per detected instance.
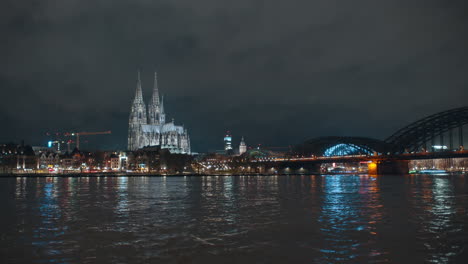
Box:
[1,175,468,263]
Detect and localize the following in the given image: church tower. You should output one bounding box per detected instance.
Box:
[148,71,162,125]
[128,71,147,150]
[127,70,191,154]
[239,137,247,155]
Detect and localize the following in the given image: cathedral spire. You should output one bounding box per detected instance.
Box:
[159,95,166,124]
[148,71,162,124]
[160,95,165,113]
[128,70,147,150]
[151,71,160,105]
[128,70,189,153]
[134,70,144,103]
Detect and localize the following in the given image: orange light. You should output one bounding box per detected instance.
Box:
[368,162,378,175]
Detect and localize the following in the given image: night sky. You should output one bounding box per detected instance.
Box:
[1,0,468,152]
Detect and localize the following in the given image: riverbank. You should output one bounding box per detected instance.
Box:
[0,172,373,177]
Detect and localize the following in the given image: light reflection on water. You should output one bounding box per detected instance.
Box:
[316,175,385,262]
[414,176,463,263]
[1,174,468,263]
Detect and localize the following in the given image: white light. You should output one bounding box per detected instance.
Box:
[432,145,448,150]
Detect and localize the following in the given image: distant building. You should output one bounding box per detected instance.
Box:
[239,137,247,155]
[0,144,38,171]
[128,71,190,154]
[126,147,162,172]
[38,152,60,169]
[33,146,50,155]
[60,153,74,169]
[224,131,232,153]
[109,154,120,171]
[59,148,84,170]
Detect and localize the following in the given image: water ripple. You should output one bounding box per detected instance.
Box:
[1,175,468,263]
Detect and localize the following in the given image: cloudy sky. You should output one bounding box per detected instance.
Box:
[1,0,467,152]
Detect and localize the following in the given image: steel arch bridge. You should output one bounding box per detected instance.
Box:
[294,136,392,157]
[385,106,468,153]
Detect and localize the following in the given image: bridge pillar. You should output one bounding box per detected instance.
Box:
[283,162,321,174]
[265,162,321,174]
[368,160,409,175]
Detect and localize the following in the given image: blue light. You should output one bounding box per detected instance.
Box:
[48,141,53,148]
[324,143,372,157]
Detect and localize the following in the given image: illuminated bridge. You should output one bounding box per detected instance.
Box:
[293,136,391,157]
[294,106,468,157]
[229,107,468,174]
[385,106,468,153]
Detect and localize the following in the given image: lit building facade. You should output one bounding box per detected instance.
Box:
[224,132,232,153]
[239,137,247,155]
[128,72,190,154]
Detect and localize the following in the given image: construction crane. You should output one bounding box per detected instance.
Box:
[64,131,112,149]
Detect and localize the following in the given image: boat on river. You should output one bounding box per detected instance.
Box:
[418,169,448,175]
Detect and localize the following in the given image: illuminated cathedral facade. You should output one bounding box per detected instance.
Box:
[128,72,190,154]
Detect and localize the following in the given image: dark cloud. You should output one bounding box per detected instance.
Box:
[1,0,467,151]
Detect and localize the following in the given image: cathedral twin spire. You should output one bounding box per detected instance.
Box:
[131,71,165,125]
[128,71,190,153]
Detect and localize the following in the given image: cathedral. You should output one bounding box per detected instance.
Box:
[128,72,191,154]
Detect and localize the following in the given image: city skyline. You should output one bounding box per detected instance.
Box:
[1,0,467,152]
[1,2,468,263]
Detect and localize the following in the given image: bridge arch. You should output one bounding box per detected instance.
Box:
[385,106,468,153]
[294,137,391,157]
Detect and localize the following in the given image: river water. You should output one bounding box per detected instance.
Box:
[1,175,467,263]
